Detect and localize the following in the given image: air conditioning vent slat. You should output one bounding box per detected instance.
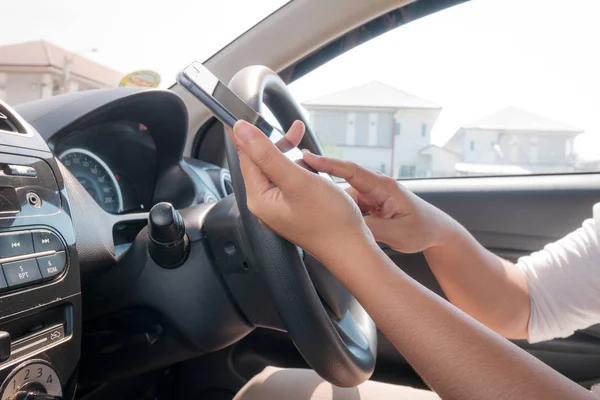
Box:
[0,112,19,133]
[0,103,28,135]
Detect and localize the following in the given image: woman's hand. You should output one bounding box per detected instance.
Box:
[302,152,456,253]
[229,120,376,266]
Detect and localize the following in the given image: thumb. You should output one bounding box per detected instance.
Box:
[233,120,303,190]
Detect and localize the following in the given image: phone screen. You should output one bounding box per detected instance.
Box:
[178,62,315,172]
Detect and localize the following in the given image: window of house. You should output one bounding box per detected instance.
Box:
[529,136,539,164]
[289,0,598,179]
[399,165,416,177]
[509,136,519,163]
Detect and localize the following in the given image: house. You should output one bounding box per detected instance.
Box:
[445,106,583,176]
[0,40,121,105]
[418,145,461,178]
[575,158,600,173]
[302,81,441,178]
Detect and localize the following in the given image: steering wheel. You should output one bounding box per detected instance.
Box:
[224,66,377,387]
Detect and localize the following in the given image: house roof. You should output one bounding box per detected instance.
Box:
[302,81,440,109]
[462,106,582,134]
[419,144,461,157]
[0,40,121,87]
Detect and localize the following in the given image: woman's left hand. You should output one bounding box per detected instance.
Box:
[229,120,375,266]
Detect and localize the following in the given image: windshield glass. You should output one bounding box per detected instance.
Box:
[0,0,288,99]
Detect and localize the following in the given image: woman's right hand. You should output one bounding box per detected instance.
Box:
[303,152,456,253]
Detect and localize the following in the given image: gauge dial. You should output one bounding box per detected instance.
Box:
[59,148,123,214]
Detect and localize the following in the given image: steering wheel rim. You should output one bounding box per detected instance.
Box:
[225,65,377,387]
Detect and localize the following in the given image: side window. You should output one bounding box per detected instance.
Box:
[289,0,598,179]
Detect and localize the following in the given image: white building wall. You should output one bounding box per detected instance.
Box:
[308,107,438,177]
[336,146,392,174]
[430,150,460,176]
[392,108,440,177]
[3,72,45,105]
[40,73,54,98]
[0,73,6,100]
[462,129,498,163]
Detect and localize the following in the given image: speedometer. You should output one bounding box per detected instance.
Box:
[59,149,123,214]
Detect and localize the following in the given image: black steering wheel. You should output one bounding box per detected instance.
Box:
[224,66,377,387]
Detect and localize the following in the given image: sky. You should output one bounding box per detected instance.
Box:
[2,0,599,160]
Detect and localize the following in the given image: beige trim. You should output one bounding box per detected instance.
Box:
[174,0,416,156]
[234,367,439,399]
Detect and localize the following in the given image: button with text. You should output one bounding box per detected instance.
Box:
[31,230,64,253]
[2,259,42,288]
[36,252,66,281]
[0,231,34,258]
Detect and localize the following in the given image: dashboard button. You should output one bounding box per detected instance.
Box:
[36,252,66,281]
[0,231,34,258]
[0,273,7,292]
[31,230,63,253]
[0,331,9,362]
[3,164,36,177]
[2,259,42,288]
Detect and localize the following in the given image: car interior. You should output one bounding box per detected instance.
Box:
[0,0,598,399]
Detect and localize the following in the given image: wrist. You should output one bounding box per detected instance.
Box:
[425,205,463,250]
[315,224,382,274]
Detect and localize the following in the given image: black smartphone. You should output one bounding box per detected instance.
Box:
[177,61,317,172]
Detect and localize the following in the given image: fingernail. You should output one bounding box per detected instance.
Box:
[301,149,312,155]
[294,120,306,132]
[233,120,256,143]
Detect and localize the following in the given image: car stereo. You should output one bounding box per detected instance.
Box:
[0,100,80,400]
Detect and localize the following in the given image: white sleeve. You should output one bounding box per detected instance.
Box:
[516,203,600,343]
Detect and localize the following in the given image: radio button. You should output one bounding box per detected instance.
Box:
[0,273,7,292]
[2,259,42,288]
[31,230,63,253]
[0,231,34,258]
[36,252,66,281]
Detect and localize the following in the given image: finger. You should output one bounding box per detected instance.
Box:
[274,120,305,152]
[226,126,273,196]
[302,152,381,194]
[233,120,304,191]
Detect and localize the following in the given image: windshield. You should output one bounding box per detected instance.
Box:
[0,0,288,99]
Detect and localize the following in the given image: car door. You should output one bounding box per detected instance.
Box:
[380,174,600,388]
[283,0,600,388]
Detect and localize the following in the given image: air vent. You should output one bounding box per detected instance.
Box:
[0,112,18,133]
[221,169,234,196]
[0,101,28,135]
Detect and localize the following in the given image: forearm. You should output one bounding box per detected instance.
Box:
[423,217,530,339]
[324,242,591,400]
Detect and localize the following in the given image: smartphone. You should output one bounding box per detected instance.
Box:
[177,61,318,173]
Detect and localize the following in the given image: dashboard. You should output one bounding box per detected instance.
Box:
[52,120,231,216]
[0,88,244,400]
[54,120,157,214]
